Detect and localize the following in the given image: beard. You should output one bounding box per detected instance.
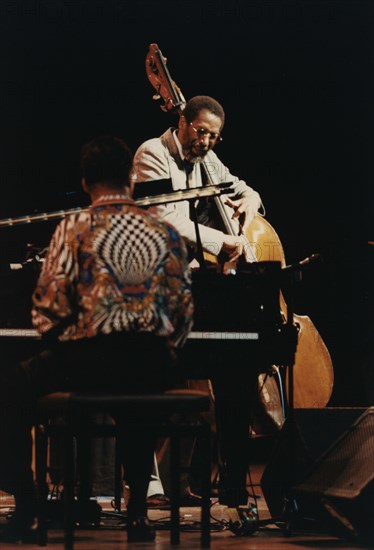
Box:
[183,140,210,162]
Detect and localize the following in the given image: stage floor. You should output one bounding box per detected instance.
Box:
[0,458,371,550]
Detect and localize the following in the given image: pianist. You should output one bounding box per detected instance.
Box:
[0,135,193,543]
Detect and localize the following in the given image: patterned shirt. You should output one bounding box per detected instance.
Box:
[32,195,193,347]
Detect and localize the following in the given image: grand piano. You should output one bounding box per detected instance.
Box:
[0,214,290,385]
[0,248,288,368]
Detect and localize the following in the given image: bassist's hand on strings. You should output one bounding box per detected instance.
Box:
[225,196,258,232]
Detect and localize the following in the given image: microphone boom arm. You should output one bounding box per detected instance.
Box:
[0,182,234,228]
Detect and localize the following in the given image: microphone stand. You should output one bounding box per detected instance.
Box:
[254,267,300,537]
[275,255,321,535]
[256,257,320,536]
[278,266,300,536]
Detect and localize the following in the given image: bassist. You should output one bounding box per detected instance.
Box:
[131,94,264,533]
[131,95,263,264]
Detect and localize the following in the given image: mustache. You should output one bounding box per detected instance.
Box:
[190,140,209,154]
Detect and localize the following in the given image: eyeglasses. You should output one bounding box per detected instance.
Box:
[189,123,223,143]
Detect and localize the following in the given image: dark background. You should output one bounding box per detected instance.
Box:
[0,1,372,405]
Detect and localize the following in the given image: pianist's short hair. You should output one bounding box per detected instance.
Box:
[183,96,225,128]
[80,135,133,188]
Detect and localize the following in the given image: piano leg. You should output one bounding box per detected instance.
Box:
[210,367,259,507]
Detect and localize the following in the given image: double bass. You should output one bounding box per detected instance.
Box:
[145,43,334,412]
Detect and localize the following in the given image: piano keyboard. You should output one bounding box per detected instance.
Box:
[0,329,260,341]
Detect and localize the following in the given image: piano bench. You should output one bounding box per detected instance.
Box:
[34,389,212,549]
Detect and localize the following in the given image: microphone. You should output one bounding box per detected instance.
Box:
[283,253,323,273]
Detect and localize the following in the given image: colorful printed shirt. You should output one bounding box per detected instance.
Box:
[32,195,193,348]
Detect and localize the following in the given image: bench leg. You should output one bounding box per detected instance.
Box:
[35,424,49,546]
[199,426,211,548]
[170,432,180,545]
[63,430,75,550]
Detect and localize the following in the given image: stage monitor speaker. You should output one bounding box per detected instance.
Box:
[294,407,374,544]
[260,407,366,519]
